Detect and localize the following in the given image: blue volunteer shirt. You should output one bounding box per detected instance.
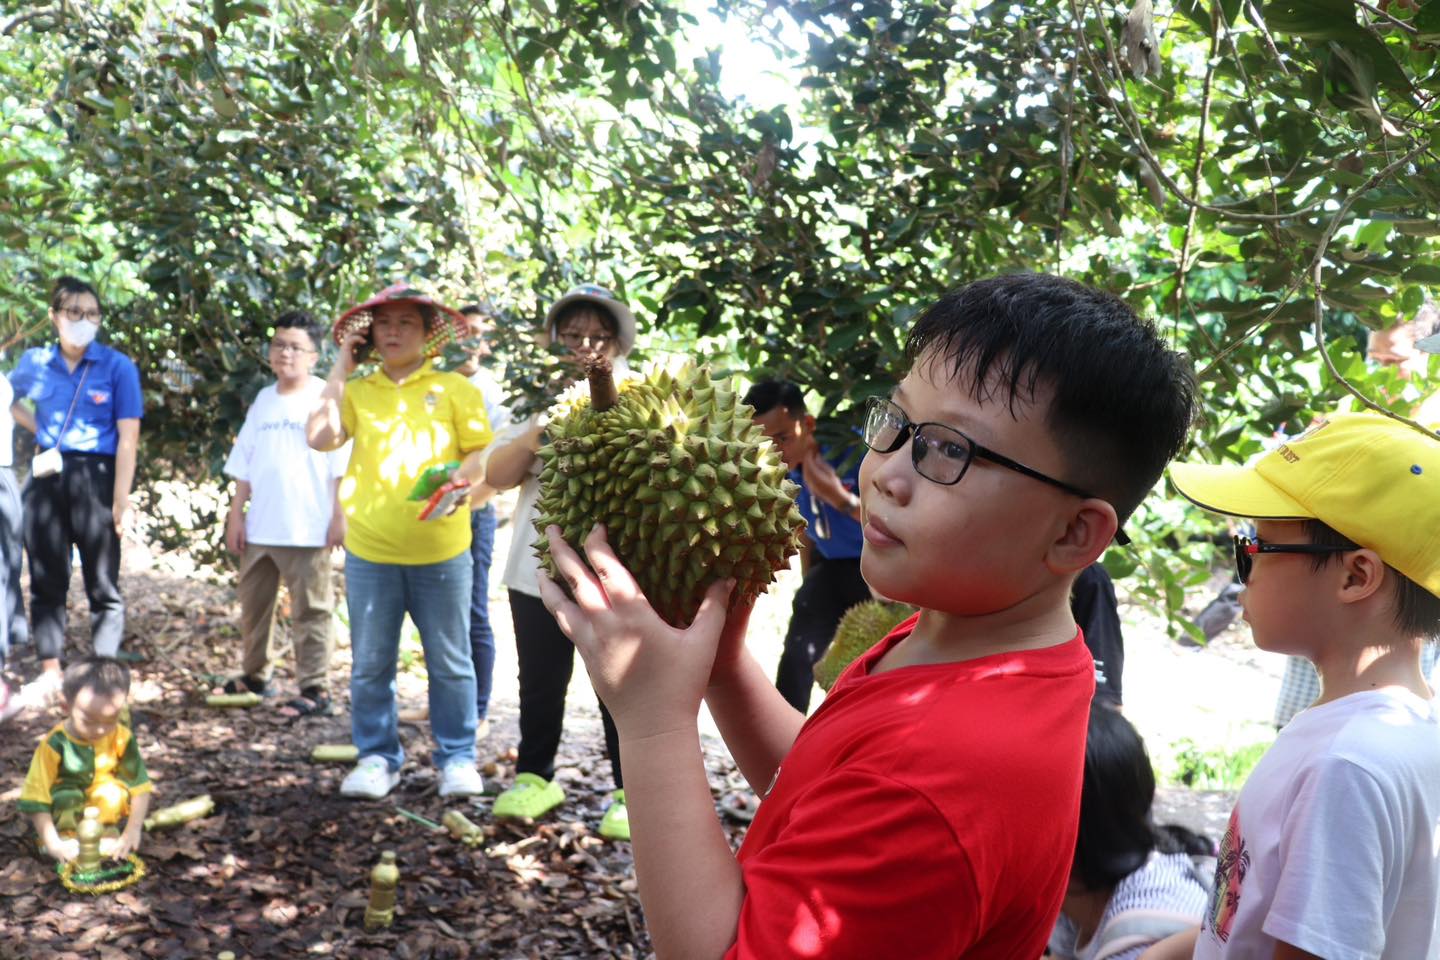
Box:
[793,447,864,561]
[8,342,143,455]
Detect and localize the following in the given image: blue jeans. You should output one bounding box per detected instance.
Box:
[345,550,477,771]
[468,505,497,720]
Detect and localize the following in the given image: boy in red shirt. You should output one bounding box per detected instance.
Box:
[538,274,1196,958]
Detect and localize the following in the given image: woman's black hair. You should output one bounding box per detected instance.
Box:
[1073,699,1159,891]
[50,276,101,314]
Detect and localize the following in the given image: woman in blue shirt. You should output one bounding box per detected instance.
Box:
[8,277,143,695]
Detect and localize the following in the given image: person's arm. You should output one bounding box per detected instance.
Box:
[1272,944,1321,960]
[112,418,140,534]
[326,476,346,549]
[800,449,862,520]
[307,332,361,452]
[109,791,150,859]
[10,401,35,436]
[537,525,745,959]
[29,810,78,862]
[1136,927,1198,960]
[704,642,806,794]
[482,419,546,490]
[225,479,251,555]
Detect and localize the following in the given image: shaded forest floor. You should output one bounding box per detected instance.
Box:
[0,543,759,960]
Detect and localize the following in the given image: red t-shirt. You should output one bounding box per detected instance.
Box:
[726,614,1095,959]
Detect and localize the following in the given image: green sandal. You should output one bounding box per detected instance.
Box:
[492,773,565,820]
[598,790,629,842]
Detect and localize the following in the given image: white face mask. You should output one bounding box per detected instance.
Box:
[62,319,99,349]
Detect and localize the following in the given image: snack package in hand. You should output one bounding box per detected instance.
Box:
[408,461,461,502]
[417,479,469,522]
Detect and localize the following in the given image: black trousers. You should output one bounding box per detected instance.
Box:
[24,453,125,661]
[776,555,872,713]
[508,589,622,789]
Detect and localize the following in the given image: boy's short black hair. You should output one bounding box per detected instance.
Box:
[62,656,132,704]
[905,274,1196,525]
[273,309,322,346]
[1073,699,1157,890]
[1303,520,1440,641]
[743,379,807,418]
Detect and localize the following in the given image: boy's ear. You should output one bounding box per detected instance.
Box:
[1337,548,1388,606]
[1046,498,1119,575]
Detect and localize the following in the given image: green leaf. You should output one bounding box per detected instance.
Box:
[1263,0,1357,39]
[1415,0,1440,40]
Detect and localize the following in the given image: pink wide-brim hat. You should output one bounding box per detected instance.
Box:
[332,282,467,349]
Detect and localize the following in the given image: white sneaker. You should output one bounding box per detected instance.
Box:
[19,670,63,710]
[437,762,484,798]
[340,756,399,799]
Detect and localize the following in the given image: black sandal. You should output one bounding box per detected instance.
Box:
[218,676,274,697]
[280,687,335,719]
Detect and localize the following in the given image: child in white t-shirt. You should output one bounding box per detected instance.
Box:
[1147,413,1440,960]
[221,311,349,716]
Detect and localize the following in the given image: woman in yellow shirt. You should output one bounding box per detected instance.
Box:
[308,284,492,800]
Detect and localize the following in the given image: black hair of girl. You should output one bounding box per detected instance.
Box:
[50,276,101,313]
[1072,698,1158,891]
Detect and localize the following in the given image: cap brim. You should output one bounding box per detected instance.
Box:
[1168,462,1313,519]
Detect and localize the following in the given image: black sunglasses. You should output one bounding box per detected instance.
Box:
[863,396,1130,545]
[1231,535,1352,585]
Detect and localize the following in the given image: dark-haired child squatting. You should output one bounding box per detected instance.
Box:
[1048,700,1211,959]
[538,275,1196,958]
[20,657,152,862]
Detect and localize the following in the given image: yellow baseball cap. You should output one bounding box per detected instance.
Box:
[1169,413,1440,597]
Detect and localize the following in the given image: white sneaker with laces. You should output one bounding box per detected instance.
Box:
[438,762,484,798]
[340,756,399,799]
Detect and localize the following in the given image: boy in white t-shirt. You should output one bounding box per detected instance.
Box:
[221,311,349,716]
[1147,413,1440,960]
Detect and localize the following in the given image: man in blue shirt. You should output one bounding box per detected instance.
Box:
[9,278,143,691]
[745,380,871,713]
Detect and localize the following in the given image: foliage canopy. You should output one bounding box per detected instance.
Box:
[2,0,1438,629]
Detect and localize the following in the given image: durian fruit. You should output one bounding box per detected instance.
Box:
[813,600,916,692]
[533,358,806,627]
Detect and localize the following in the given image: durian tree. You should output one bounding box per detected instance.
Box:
[4,0,1440,634]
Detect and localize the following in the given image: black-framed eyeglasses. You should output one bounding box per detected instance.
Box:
[862,396,1130,542]
[270,342,316,356]
[1231,536,1352,585]
[59,307,102,323]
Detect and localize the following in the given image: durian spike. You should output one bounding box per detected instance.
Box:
[584,354,620,412]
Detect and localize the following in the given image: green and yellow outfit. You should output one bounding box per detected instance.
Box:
[19,722,151,832]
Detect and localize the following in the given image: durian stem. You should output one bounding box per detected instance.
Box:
[584,355,619,412]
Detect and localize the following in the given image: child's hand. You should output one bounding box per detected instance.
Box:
[225,510,247,555]
[326,511,346,550]
[537,524,734,740]
[107,824,143,860]
[46,836,79,863]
